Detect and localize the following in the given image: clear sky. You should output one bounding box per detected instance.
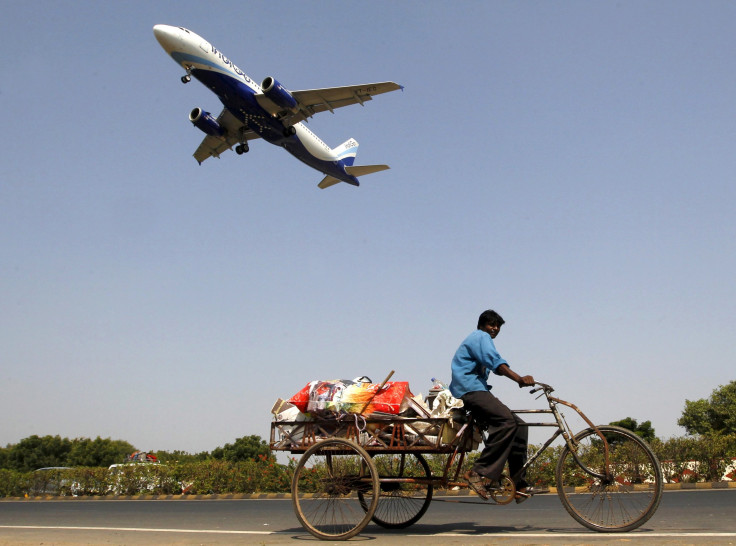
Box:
[2,1,734,454]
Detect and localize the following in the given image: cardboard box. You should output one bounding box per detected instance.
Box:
[271,398,296,415]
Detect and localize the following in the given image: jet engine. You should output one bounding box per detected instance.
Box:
[189,108,224,137]
[261,76,299,112]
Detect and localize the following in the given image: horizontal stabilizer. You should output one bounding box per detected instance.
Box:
[317,164,390,189]
[318,175,344,189]
[345,165,390,177]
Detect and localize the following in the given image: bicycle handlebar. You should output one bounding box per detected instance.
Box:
[529,382,555,395]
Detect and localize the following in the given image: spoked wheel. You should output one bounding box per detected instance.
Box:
[291,438,379,541]
[358,453,433,528]
[556,425,663,532]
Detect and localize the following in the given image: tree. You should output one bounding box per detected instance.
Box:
[0,436,136,470]
[678,380,736,435]
[0,445,9,469]
[609,417,656,443]
[211,435,271,462]
[5,435,72,472]
[66,437,135,467]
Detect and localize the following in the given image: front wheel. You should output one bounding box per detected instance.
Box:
[291,438,379,541]
[556,425,663,532]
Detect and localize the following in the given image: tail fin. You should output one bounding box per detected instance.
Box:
[332,138,359,166]
[317,138,390,189]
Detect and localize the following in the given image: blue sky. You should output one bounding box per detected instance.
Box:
[2,1,734,454]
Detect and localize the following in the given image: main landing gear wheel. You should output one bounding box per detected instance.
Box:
[235,143,249,155]
[283,125,296,137]
[358,453,433,529]
[181,74,191,84]
[291,438,379,541]
[556,425,663,532]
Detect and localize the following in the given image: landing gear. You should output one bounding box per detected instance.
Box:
[235,126,250,155]
[283,125,296,137]
[181,74,191,84]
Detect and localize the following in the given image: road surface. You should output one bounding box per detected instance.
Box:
[1,489,735,544]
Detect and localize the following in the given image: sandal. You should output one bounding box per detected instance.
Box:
[464,470,490,500]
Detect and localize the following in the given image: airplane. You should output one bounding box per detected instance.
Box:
[153,24,402,189]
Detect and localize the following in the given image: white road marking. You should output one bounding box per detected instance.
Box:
[0,525,274,535]
[415,532,736,538]
[2,526,736,538]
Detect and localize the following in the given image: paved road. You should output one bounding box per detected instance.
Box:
[1,490,735,544]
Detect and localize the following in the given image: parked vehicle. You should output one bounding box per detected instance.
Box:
[28,467,75,496]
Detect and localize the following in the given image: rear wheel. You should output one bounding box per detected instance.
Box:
[291,438,379,540]
[358,453,433,528]
[556,425,663,532]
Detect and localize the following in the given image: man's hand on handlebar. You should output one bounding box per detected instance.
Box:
[517,375,535,388]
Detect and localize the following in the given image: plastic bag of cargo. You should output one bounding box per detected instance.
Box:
[288,379,411,415]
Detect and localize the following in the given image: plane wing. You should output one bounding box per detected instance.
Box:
[193,108,259,164]
[255,81,402,125]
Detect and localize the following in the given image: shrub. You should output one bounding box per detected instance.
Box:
[106,464,182,495]
[0,469,27,497]
[3,433,735,497]
[652,436,700,483]
[652,434,736,483]
[689,434,736,482]
[525,444,564,488]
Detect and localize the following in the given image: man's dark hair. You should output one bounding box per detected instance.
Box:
[477,309,505,330]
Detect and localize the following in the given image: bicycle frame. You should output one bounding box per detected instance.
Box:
[446,383,613,485]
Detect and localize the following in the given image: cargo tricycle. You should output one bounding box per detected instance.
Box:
[270,381,663,541]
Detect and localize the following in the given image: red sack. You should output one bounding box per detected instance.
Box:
[288,379,411,415]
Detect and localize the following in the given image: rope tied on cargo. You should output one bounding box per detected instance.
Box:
[337,411,367,432]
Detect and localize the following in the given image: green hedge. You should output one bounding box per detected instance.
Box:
[1,457,293,498]
[2,435,735,497]
[523,433,736,487]
[651,434,736,483]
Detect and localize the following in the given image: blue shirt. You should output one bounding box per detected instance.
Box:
[449,329,509,398]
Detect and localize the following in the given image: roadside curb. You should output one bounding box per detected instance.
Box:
[1,492,294,501]
[2,481,733,501]
[550,481,736,494]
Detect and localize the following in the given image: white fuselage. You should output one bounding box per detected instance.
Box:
[153,24,360,184]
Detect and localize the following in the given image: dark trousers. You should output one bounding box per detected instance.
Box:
[461,390,528,488]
